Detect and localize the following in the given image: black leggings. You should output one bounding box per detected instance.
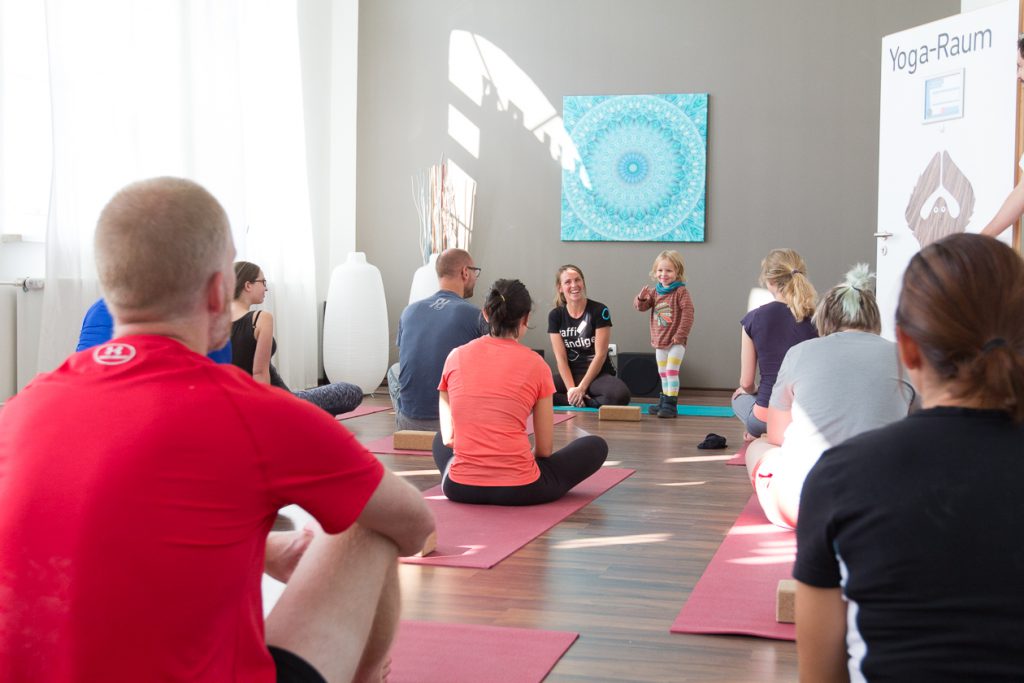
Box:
[431,433,608,506]
[552,372,631,407]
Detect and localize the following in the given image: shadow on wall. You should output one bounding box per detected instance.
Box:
[447,30,588,188]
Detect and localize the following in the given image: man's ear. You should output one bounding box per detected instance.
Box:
[896,325,922,370]
[207,270,228,314]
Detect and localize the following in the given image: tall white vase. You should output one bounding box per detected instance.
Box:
[323,252,389,394]
[408,252,439,304]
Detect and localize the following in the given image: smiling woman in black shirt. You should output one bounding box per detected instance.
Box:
[546,264,630,408]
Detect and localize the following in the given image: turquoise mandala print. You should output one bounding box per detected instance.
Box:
[561,94,708,242]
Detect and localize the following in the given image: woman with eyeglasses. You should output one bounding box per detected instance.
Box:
[744,264,916,530]
[231,261,362,416]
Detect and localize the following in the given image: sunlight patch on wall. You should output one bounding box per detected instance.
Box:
[448,30,585,183]
[447,104,480,159]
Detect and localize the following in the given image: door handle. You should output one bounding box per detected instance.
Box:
[874,231,894,255]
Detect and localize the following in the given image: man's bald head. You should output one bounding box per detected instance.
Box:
[94,177,232,322]
[435,248,478,299]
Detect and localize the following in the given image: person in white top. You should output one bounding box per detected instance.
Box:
[744,264,918,529]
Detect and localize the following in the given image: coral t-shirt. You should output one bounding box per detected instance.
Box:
[0,335,384,682]
[439,336,555,486]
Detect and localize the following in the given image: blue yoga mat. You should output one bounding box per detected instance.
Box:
[554,403,734,417]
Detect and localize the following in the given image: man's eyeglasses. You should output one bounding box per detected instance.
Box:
[467,267,482,275]
[252,279,267,286]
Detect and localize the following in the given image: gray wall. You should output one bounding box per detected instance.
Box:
[355,0,957,388]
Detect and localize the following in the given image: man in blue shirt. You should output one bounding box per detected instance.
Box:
[78,298,232,363]
[387,248,485,430]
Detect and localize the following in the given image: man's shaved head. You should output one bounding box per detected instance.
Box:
[94,177,231,322]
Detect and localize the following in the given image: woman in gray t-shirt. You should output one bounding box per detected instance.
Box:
[744,264,917,529]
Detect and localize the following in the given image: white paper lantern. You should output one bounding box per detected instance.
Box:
[323,252,389,394]
[747,287,774,312]
[408,252,439,304]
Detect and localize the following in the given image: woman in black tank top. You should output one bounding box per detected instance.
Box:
[231,261,362,415]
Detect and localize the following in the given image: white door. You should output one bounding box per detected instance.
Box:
[876,1,1018,340]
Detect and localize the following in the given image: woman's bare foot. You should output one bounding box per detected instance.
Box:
[743,431,756,442]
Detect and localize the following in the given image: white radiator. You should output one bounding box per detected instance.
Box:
[0,278,44,405]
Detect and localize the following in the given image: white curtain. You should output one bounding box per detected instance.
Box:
[35,0,318,390]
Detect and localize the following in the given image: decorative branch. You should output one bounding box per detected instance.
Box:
[411,155,476,264]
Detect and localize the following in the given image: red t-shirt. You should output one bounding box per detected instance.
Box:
[0,336,383,682]
[439,336,555,486]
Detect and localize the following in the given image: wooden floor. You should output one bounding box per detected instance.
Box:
[344,390,798,682]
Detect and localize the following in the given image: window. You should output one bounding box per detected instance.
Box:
[0,0,52,241]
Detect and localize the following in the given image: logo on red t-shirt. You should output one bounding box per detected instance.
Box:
[92,343,137,365]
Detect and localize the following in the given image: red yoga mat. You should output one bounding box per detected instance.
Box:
[402,467,634,568]
[388,621,578,683]
[670,494,796,640]
[335,404,392,420]
[363,413,576,456]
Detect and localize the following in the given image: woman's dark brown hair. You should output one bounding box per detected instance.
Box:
[484,279,532,338]
[233,261,262,300]
[895,233,1024,421]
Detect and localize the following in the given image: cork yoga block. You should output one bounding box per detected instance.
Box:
[598,405,642,421]
[776,579,796,624]
[392,430,437,451]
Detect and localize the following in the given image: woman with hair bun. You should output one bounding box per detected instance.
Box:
[744,264,917,530]
[433,279,608,505]
[732,248,818,438]
[795,233,1024,681]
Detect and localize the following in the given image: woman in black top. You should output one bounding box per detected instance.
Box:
[546,264,630,408]
[795,234,1024,682]
[231,261,362,416]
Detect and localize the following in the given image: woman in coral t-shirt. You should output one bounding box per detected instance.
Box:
[433,278,608,505]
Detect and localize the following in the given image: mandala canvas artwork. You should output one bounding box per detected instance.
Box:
[561,93,708,242]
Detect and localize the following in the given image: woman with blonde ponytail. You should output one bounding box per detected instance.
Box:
[743,264,916,530]
[732,249,818,437]
[795,234,1024,681]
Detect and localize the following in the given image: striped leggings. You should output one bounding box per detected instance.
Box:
[656,344,686,397]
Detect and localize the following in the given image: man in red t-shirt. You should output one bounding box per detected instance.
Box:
[0,177,434,683]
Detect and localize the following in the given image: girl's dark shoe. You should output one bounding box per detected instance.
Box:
[658,395,678,418]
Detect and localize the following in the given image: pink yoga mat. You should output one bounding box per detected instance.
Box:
[363,413,576,456]
[403,467,634,568]
[389,621,578,683]
[670,495,796,640]
[725,442,749,466]
[335,404,392,420]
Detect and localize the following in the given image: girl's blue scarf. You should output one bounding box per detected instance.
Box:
[656,281,685,295]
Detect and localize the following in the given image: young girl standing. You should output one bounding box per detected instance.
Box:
[634,250,695,418]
